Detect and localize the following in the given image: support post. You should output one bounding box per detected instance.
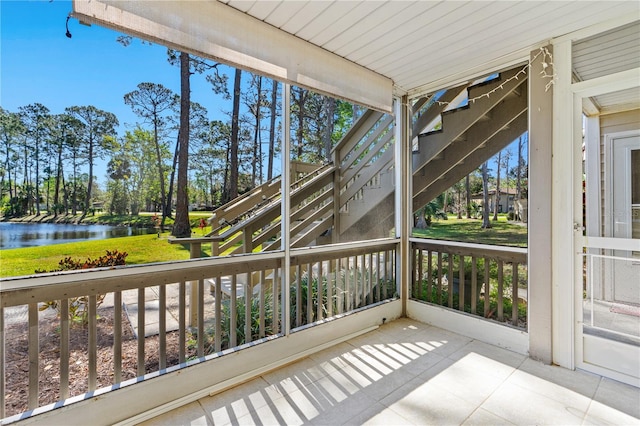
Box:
[282,83,291,336]
[395,96,411,316]
[189,243,201,328]
[528,45,554,364]
[550,39,576,369]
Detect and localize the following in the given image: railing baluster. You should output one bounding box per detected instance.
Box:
[327,259,334,317]
[306,262,313,323]
[261,270,267,335]
[230,275,237,348]
[60,298,70,398]
[427,250,433,303]
[368,252,374,305]
[437,252,443,305]
[179,281,186,362]
[359,254,366,307]
[198,279,205,351]
[471,257,477,315]
[376,252,381,303]
[88,295,97,391]
[137,288,145,376]
[337,257,344,313]
[245,274,252,344]
[28,303,38,410]
[295,264,302,327]
[316,261,323,321]
[512,263,519,326]
[1,306,5,419]
[484,258,490,318]
[214,276,222,353]
[459,255,465,311]
[346,256,352,310]
[447,253,454,308]
[159,285,166,369]
[273,267,279,334]
[417,248,423,300]
[497,260,504,322]
[382,250,390,299]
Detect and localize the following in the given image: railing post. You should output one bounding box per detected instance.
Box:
[189,242,201,328]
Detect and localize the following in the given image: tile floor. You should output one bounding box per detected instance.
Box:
[140,318,640,425]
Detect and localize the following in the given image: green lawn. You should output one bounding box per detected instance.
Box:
[412,215,527,247]
[0,232,211,278]
[1,213,526,278]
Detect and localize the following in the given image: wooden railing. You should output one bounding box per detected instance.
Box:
[0,240,398,420]
[410,239,528,330]
[289,239,397,329]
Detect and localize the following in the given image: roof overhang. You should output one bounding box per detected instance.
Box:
[72,0,394,112]
[73,1,640,114]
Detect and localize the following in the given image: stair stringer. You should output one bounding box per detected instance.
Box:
[341,73,528,231]
[413,79,528,197]
[413,67,526,169]
[413,111,528,212]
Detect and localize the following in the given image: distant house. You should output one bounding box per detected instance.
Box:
[472,188,518,213]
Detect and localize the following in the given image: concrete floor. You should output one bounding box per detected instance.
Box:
[139,318,640,426]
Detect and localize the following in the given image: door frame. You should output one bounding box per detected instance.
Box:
[551,28,640,385]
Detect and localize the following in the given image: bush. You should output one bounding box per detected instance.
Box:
[37,250,128,325]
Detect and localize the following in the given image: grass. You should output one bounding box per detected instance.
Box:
[1,212,526,278]
[0,232,208,278]
[412,214,527,247]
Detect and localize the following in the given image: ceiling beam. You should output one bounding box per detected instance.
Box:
[72,0,393,112]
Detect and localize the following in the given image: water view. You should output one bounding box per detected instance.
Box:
[0,222,154,249]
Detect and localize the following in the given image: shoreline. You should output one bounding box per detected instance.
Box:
[1,213,157,228]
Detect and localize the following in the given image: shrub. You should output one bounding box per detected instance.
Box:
[37,250,128,325]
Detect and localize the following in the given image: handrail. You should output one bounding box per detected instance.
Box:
[410,237,527,263]
[171,165,336,252]
[0,252,283,307]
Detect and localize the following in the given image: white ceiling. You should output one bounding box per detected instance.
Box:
[220,1,640,98]
[573,21,640,114]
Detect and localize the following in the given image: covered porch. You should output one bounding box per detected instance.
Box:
[1,1,639,424]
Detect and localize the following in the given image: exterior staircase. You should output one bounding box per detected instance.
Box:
[202,65,529,252]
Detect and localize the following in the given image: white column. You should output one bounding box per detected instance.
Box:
[395,96,411,315]
[281,83,291,335]
[528,46,553,363]
[550,39,576,369]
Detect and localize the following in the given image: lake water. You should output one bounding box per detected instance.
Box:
[0,222,155,249]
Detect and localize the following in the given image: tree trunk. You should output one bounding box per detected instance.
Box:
[516,135,522,201]
[229,68,242,200]
[54,141,63,216]
[481,162,491,229]
[323,97,336,161]
[267,80,277,181]
[34,136,40,216]
[166,135,179,219]
[493,151,501,221]
[172,52,192,238]
[153,114,168,229]
[252,76,262,187]
[296,90,305,159]
[465,174,471,219]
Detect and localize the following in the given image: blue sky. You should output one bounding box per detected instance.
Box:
[1,0,236,182]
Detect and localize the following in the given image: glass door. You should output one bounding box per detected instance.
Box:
[581,123,640,386]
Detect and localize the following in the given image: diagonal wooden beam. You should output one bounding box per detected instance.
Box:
[413,67,527,168]
[413,84,528,196]
[412,112,527,212]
